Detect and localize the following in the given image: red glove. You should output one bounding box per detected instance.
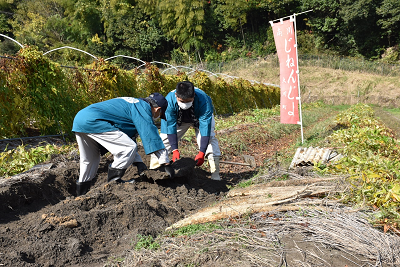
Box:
[194,151,205,166]
[172,149,180,162]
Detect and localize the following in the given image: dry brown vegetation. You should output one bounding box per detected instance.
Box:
[225,58,400,107]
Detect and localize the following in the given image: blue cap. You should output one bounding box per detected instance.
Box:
[148,92,168,120]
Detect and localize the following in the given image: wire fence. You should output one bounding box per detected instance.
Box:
[1,33,399,77]
[1,42,399,80]
[0,54,280,88]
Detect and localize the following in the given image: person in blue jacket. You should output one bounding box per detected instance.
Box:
[72,93,174,196]
[150,81,222,180]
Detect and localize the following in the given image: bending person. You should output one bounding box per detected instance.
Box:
[72,93,173,196]
[150,81,222,180]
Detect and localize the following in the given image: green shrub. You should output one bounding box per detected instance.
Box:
[322,104,400,223]
[0,46,280,139]
[0,144,75,177]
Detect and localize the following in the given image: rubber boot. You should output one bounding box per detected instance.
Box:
[76,181,91,196]
[208,157,221,181]
[149,153,161,169]
[107,166,127,183]
[134,162,148,176]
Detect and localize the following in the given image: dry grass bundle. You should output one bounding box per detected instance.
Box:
[265,209,400,266]
[112,206,399,267]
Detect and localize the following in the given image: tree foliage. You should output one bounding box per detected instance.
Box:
[302,0,397,58]
[95,0,166,60]
[377,0,400,46]
[0,0,399,62]
[158,0,207,53]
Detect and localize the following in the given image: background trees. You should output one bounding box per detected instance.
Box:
[302,0,384,58]
[377,0,400,47]
[0,0,399,64]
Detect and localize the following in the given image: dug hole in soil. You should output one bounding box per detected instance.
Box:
[0,145,230,267]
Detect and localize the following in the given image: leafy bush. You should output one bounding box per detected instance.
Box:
[322,104,400,223]
[0,144,75,177]
[1,46,280,139]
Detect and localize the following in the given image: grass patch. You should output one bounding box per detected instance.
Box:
[166,223,223,237]
[133,235,160,250]
[266,103,347,167]
[215,106,280,131]
[236,178,254,188]
[384,107,400,116]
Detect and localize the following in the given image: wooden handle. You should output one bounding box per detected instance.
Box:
[219,160,250,166]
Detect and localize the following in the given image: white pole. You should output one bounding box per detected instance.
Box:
[269,10,313,23]
[292,14,304,144]
[0,33,23,48]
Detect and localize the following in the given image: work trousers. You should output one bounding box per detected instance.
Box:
[150,115,221,168]
[76,131,168,182]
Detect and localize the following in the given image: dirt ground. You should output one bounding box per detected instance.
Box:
[0,144,232,267]
[0,120,295,267]
[1,116,400,267]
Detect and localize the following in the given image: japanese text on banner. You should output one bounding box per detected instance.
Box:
[271,18,299,124]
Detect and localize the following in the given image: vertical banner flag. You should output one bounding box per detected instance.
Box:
[271,17,299,124]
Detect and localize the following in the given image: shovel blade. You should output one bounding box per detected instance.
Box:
[242,155,256,168]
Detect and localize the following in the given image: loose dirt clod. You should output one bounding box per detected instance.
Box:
[142,157,197,181]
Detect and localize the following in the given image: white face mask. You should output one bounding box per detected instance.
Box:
[152,108,160,120]
[178,101,193,110]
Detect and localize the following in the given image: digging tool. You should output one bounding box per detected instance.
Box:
[144,158,196,181]
[220,155,256,168]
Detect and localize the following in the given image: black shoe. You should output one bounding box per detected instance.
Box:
[76,181,91,196]
[107,166,127,183]
[134,162,148,176]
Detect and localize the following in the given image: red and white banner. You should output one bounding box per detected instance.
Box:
[271,17,299,124]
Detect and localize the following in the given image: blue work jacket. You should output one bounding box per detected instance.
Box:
[161,88,214,137]
[72,97,165,154]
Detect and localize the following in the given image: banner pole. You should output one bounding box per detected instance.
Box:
[292,14,304,144]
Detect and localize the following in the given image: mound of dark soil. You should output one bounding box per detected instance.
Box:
[0,148,229,267]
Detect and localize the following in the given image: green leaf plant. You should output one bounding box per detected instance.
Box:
[325,103,400,224]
